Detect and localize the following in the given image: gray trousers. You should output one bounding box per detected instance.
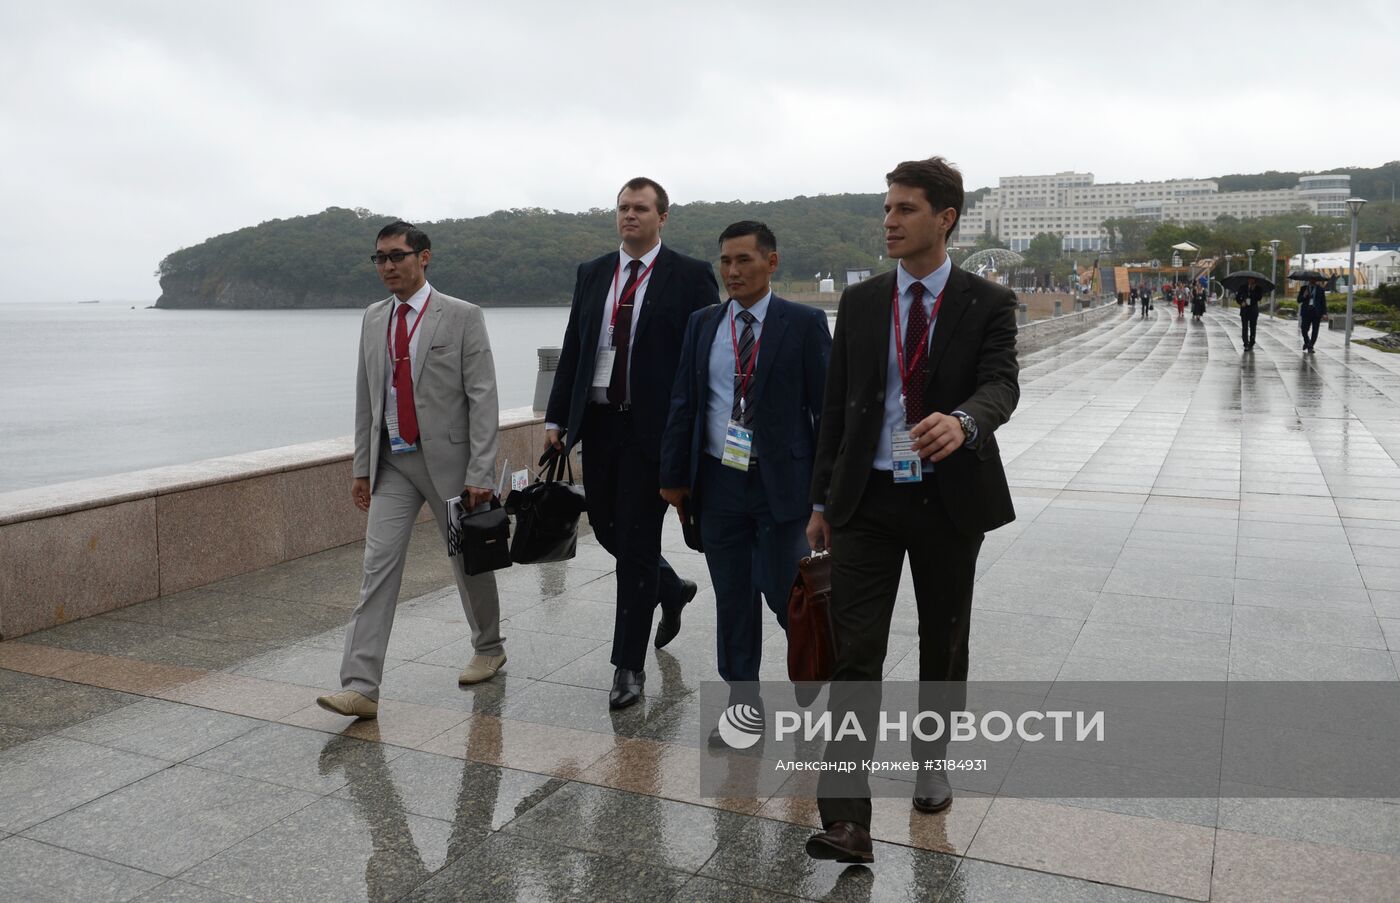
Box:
[340,446,503,700]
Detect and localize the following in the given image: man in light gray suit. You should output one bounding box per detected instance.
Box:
[318,221,506,720]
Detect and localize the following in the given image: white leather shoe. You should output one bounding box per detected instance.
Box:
[315,689,378,719]
[458,653,507,685]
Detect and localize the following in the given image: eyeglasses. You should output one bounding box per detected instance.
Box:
[369,250,421,266]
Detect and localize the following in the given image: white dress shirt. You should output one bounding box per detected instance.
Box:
[874,257,951,470]
[589,242,661,405]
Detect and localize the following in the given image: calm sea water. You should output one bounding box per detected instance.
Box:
[0,302,570,492]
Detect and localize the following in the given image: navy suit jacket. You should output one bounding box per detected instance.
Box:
[659,295,831,524]
[1297,284,1328,318]
[546,244,719,461]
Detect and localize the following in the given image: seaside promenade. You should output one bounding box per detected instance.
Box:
[3,306,1400,901]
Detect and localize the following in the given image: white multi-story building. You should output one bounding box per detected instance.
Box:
[956,172,1349,253]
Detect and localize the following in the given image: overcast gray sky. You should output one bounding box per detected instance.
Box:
[3,0,1394,302]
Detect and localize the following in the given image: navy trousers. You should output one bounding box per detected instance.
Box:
[697,455,805,689]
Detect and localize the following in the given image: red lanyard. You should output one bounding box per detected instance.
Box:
[385,292,431,381]
[730,303,763,413]
[607,255,659,334]
[891,281,943,394]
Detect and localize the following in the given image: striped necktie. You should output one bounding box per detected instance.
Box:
[732,309,757,423]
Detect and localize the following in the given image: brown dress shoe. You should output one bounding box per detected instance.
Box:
[804,821,873,864]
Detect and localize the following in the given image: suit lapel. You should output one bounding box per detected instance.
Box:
[412,291,445,382]
[696,303,725,401]
[747,296,789,407]
[866,272,896,393]
[925,265,973,380]
[366,298,391,406]
[577,256,613,376]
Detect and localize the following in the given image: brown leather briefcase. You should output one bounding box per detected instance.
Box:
[787,551,835,683]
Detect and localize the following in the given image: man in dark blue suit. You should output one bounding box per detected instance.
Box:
[1297,275,1327,353]
[545,177,719,710]
[659,222,831,713]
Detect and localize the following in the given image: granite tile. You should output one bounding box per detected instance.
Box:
[180,796,456,903]
[937,858,1190,902]
[577,736,769,814]
[0,835,166,903]
[417,714,620,779]
[0,667,141,734]
[57,698,261,762]
[1100,570,1234,604]
[328,746,563,830]
[20,764,320,878]
[1218,796,1400,855]
[1361,564,1400,591]
[498,679,689,738]
[377,660,520,715]
[0,640,100,676]
[1086,593,1232,635]
[133,880,250,902]
[1232,577,1372,612]
[668,875,813,902]
[0,736,170,833]
[401,831,690,903]
[1211,829,1400,903]
[280,698,470,750]
[1230,605,1386,650]
[153,672,317,719]
[503,781,750,872]
[500,597,620,641]
[700,815,958,903]
[186,722,407,795]
[966,798,1213,900]
[1228,635,1399,681]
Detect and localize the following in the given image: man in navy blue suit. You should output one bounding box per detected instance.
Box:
[659,221,831,716]
[545,177,719,710]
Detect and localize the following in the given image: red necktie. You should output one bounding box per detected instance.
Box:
[608,259,642,405]
[394,303,419,445]
[904,282,929,425]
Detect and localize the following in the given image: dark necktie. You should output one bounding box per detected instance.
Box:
[394,303,419,445]
[904,282,929,425]
[732,309,757,423]
[608,259,642,405]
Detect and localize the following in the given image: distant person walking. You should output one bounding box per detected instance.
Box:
[1191,284,1207,320]
[1236,277,1263,350]
[1298,276,1327,354]
[317,221,506,720]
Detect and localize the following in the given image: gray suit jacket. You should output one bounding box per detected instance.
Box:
[353,289,499,503]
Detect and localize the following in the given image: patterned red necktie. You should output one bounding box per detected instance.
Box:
[394,303,419,445]
[904,282,929,425]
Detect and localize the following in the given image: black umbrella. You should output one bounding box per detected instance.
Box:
[1221,271,1275,293]
[1288,269,1326,281]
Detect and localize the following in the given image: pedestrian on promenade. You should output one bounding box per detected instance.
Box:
[1236,277,1263,350]
[544,177,719,710]
[1128,286,1138,314]
[1191,284,1207,320]
[317,221,506,720]
[1173,283,1187,318]
[803,157,1020,864]
[1298,276,1327,354]
[658,221,830,738]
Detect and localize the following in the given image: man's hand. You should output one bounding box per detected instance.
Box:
[463,485,493,508]
[351,478,371,512]
[660,487,690,508]
[544,428,564,455]
[806,510,831,552]
[909,412,965,463]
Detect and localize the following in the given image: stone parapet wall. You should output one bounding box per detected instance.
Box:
[0,407,549,640]
[1015,300,1120,355]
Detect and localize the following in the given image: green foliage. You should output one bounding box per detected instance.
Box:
[1022,233,1064,269]
[157,196,895,307]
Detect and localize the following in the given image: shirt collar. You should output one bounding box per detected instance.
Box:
[618,241,662,270]
[896,255,952,300]
[392,281,432,316]
[729,291,771,323]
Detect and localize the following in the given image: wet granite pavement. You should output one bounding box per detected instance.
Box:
[3,308,1400,901]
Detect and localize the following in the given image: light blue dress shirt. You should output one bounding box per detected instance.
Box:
[873,257,951,470]
[705,293,770,461]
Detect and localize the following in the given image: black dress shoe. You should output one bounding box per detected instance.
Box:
[608,667,645,710]
[654,579,698,649]
[804,821,873,864]
[912,771,952,814]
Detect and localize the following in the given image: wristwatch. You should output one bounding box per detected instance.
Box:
[954,411,978,447]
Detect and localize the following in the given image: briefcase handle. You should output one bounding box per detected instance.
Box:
[537,445,576,486]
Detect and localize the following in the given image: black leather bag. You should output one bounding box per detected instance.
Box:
[504,449,587,564]
[453,497,513,576]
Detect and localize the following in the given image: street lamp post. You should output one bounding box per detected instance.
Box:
[1247,248,1256,272]
[1298,224,1312,273]
[1268,238,1281,317]
[1345,198,1368,342]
